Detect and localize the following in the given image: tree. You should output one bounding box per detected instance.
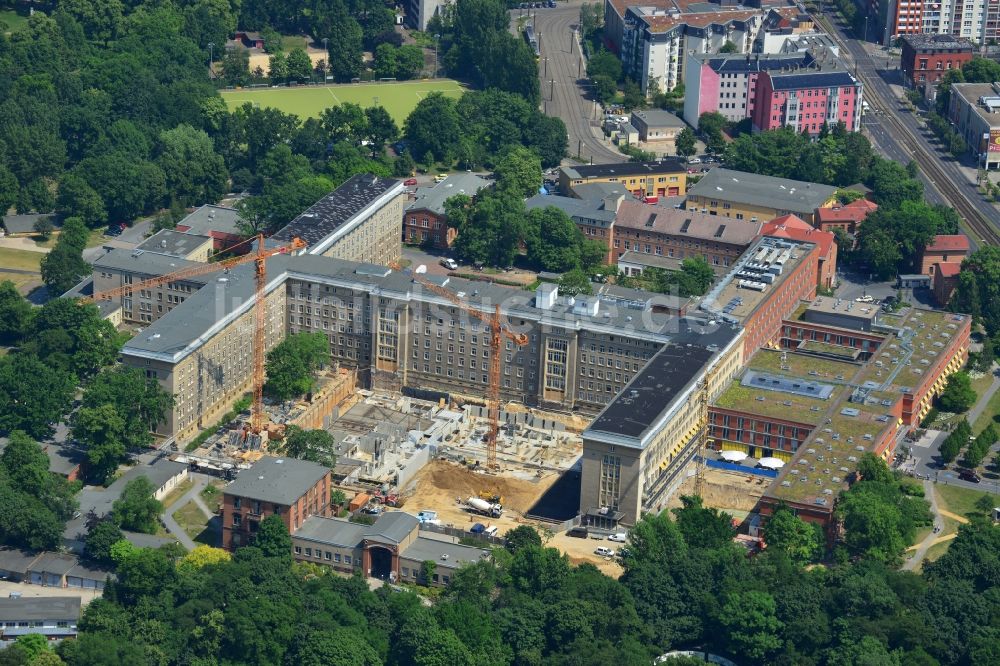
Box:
[33,216,54,240]
[82,367,173,452]
[939,372,976,413]
[156,125,228,207]
[765,506,822,564]
[286,48,313,81]
[719,591,784,662]
[13,634,51,662]
[0,280,31,344]
[494,147,542,198]
[404,92,461,164]
[268,51,287,82]
[675,127,696,158]
[591,75,617,104]
[109,539,138,565]
[326,11,364,82]
[265,332,331,401]
[505,526,543,553]
[221,46,251,86]
[85,519,125,565]
[622,78,644,110]
[719,40,739,53]
[25,298,124,379]
[254,514,292,558]
[73,404,127,484]
[59,0,124,43]
[671,495,735,549]
[282,425,336,467]
[112,476,163,534]
[395,45,425,80]
[364,106,399,155]
[178,545,232,573]
[0,431,76,551]
[0,354,75,439]
[586,50,622,82]
[40,242,89,296]
[559,269,593,297]
[421,559,438,585]
[698,111,727,153]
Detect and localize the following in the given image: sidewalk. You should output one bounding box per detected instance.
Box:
[966,366,1000,430]
[159,475,210,551]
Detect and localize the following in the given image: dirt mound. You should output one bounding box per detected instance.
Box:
[666,468,765,514]
[403,460,555,514]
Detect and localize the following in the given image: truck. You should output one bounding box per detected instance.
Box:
[466,496,503,518]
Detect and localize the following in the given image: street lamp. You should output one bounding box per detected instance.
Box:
[208,42,214,78]
[543,57,549,78]
[434,34,441,78]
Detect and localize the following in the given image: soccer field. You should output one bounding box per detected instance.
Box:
[220,79,466,124]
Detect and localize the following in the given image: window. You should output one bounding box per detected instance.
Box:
[344,555,352,565]
[233,514,241,527]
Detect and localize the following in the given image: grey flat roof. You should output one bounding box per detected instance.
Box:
[631,109,685,128]
[615,199,761,245]
[402,535,489,570]
[271,174,404,253]
[697,51,809,74]
[0,548,42,575]
[121,459,187,490]
[952,83,1000,124]
[294,516,367,547]
[687,168,837,215]
[585,319,740,446]
[406,174,490,216]
[900,33,975,51]
[525,193,617,227]
[805,296,880,320]
[2,214,60,235]
[175,205,243,237]
[121,253,692,363]
[92,248,214,282]
[570,182,634,200]
[224,456,329,505]
[0,597,81,622]
[769,70,855,90]
[561,159,686,180]
[136,229,213,258]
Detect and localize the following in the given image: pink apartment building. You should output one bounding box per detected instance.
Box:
[751,70,862,135]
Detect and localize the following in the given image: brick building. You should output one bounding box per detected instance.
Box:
[814,198,878,236]
[221,456,332,551]
[932,262,962,307]
[920,234,970,275]
[900,34,974,96]
[403,174,490,249]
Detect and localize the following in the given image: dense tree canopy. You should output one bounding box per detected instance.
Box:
[265,332,331,401]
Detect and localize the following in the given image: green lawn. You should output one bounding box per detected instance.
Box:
[280,34,309,50]
[0,9,29,33]
[220,79,466,124]
[972,383,1000,434]
[0,248,42,272]
[174,501,214,542]
[937,482,996,519]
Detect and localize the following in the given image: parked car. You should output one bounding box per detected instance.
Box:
[687,157,702,164]
[434,173,448,183]
[470,522,486,534]
[483,526,499,537]
[416,510,438,523]
[567,527,588,538]
[404,177,417,186]
[440,258,458,270]
[608,533,627,543]
[959,469,981,483]
[594,546,615,557]
[855,295,874,303]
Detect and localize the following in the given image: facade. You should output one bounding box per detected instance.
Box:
[612,199,762,269]
[686,168,838,224]
[762,215,838,289]
[932,262,962,305]
[751,69,863,135]
[0,597,80,643]
[871,0,997,45]
[404,174,490,249]
[558,160,687,199]
[629,109,686,152]
[684,51,812,127]
[406,0,442,31]
[814,198,878,236]
[899,34,974,94]
[580,322,743,526]
[291,511,490,586]
[92,250,213,325]
[221,456,332,551]
[271,174,407,265]
[136,229,214,262]
[921,234,971,274]
[948,82,1000,169]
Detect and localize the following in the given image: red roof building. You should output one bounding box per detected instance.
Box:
[762,215,838,290]
[814,198,878,236]
[921,234,970,275]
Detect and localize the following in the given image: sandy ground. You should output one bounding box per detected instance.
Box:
[665,467,767,517]
[0,580,102,606]
[401,460,622,574]
[0,237,49,253]
[248,48,327,77]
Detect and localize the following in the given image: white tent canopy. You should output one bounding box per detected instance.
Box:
[719,450,748,462]
[757,457,785,469]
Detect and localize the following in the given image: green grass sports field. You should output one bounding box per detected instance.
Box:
[220,79,466,124]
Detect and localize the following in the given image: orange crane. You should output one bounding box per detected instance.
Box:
[394,264,527,469]
[87,234,306,433]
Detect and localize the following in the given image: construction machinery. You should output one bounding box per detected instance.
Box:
[392,263,528,469]
[478,490,504,504]
[87,234,306,433]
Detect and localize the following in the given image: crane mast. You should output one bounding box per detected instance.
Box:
[393,265,527,469]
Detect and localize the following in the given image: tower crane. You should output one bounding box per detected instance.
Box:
[86,234,306,433]
[393,264,528,469]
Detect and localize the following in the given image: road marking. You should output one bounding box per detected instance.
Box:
[327,88,341,104]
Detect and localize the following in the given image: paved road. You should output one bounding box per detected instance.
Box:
[161,474,212,551]
[820,14,1000,244]
[903,478,946,571]
[520,1,625,164]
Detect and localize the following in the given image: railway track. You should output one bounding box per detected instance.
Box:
[818,14,1000,246]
